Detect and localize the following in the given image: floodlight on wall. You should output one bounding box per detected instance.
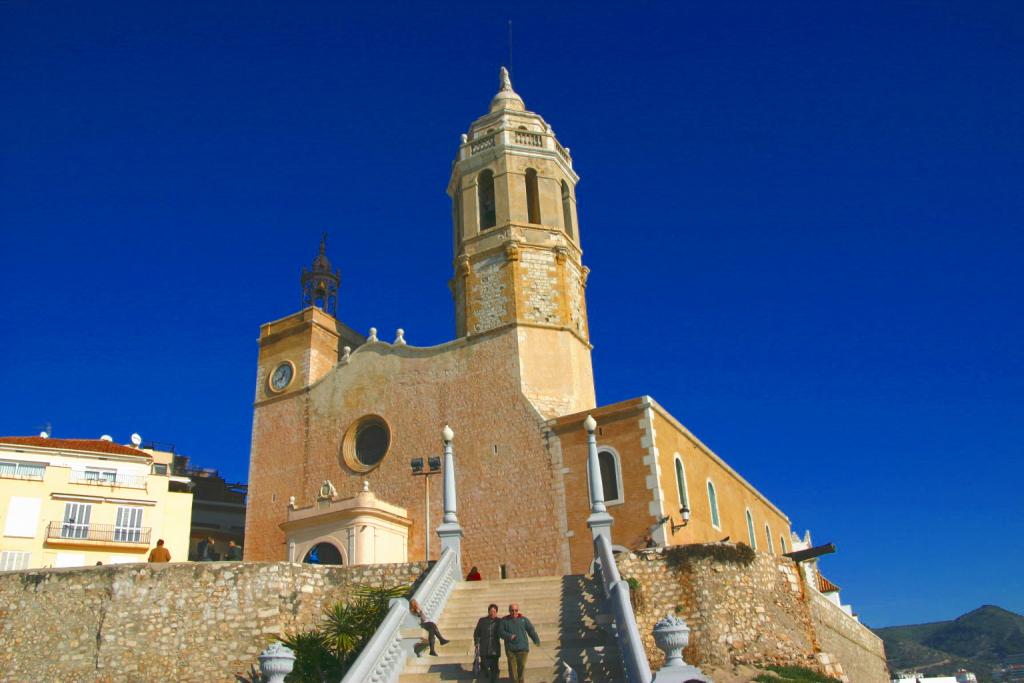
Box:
[411,453,443,561]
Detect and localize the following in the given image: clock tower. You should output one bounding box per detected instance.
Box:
[254,239,365,402]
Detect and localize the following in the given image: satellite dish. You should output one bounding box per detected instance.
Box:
[130,433,142,447]
[39,431,49,439]
[100,435,113,442]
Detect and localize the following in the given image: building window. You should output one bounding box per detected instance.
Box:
[115,506,143,543]
[595,448,623,505]
[0,460,45,480]
[765,525,775,555]
[0,551,30,570]
[478,170,496,230]
[152,463,168,475]
[674,456,689,508]
[746,509,757,549]
[525,168,541,224]
[780,535,788,553]
[61,502,92,540]
[707,480,720,528]
[342,415,392,472]
[3,497,41,537]
[355,419,389,467]
[561,181,574,240]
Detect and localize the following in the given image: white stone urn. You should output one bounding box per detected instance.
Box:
[258,641,295,683]
[651,615,711,683]
[653,614,691,667]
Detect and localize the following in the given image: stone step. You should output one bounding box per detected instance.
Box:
[404,644,621,667]
[405,634,614,654]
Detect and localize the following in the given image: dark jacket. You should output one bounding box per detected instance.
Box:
[474,616,502,657]
[499,615,540,653]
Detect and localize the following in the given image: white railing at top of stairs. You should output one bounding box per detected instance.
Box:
[594,533,653,683]
[340,546,460,683]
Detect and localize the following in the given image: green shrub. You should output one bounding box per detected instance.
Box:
[664,542,756,571]
[283,583,409,683]
[752,665,842,682]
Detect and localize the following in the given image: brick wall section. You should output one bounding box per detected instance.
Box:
[0,560,426,683]
[246,329,571,578]
[808,589,890,683]
[616,550,888,683]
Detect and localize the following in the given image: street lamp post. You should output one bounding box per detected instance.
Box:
[410,454,442,562]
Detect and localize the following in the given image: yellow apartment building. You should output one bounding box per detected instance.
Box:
[0,436,192,569]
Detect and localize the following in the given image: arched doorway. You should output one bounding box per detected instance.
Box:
[303,542,343,565]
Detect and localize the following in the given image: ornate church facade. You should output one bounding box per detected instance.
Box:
[245,70,793,576]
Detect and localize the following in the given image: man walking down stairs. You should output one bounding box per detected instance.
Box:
[400,575,627,683]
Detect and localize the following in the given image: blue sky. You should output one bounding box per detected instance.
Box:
[1,2,1021,628]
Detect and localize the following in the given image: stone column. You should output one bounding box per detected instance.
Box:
[584,414,614,543]
[436,424,463,569]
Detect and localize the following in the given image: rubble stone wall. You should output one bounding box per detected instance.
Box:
[616,549,888,683]
[0,560,426,683]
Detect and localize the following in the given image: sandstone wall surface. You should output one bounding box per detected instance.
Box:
[808,589,889,683]
[616,550,888,683]
[0,560,426,683]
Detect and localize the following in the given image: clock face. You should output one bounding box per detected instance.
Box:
[270,362,294,392]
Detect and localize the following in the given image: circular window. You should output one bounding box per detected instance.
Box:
[341,415,391,472]
[355,420,389,467]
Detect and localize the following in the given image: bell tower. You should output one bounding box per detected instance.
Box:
[447,68,596,418]
[254,236,364,403]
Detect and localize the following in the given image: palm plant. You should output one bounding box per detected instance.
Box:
[283,583,409,682]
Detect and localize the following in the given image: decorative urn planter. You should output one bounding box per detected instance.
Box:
[258,641,296,683]
[653,614,691,668]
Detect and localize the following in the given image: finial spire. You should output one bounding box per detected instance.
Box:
[489,66,525,112]
[301,233,340,315]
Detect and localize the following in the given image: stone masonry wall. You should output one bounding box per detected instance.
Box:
[0,560,426,683]
[808,589,890,683]
[616,549,888,683]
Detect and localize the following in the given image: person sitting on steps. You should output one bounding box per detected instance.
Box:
[409,599,449,656]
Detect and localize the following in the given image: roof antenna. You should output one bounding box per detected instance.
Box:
[507,19,513,77]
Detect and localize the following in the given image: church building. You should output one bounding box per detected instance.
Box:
[245,69,794,576]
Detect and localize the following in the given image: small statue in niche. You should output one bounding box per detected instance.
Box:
[318,480,337,501]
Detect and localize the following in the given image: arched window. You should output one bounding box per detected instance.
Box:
[597,448,623,505]
[765,525,775,555]
[707,480,720,528]
[745,509,757,549]
[561,180,575,240]
[780,535,788,554]
[478,170,496,230]
[674,456,689,508]
[525,168,541,224]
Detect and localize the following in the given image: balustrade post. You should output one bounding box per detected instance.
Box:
[436,425,463,570]
[584,415,614,544]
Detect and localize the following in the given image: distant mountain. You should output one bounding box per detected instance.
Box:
[873,605,1024,683]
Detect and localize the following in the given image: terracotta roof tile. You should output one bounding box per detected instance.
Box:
[818,574,841,594]
[0,437,150,458]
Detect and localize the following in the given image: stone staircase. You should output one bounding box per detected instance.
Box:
[399,574,626,683]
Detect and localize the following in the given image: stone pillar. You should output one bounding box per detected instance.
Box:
[584,414,614,543]
[436,424,463,569]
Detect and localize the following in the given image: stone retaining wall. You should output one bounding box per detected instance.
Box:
[808,589,889,683]
[0,560,427,683]
[616,548,888,683]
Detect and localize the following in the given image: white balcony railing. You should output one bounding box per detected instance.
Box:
[68,471,148,489]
